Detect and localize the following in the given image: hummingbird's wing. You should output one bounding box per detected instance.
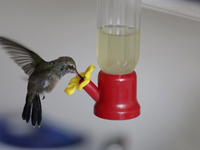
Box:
[0,37,45,75]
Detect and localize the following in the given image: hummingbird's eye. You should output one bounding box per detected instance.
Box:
[69,65,75,70]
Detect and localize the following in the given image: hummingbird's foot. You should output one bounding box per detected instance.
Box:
[40,93,45,100]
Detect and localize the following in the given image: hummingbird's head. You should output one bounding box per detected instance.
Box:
[56,56,78,77]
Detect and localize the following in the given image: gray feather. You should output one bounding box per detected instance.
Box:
[0,37,45,75]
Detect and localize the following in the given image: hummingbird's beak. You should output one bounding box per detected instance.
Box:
[74,70,84,80]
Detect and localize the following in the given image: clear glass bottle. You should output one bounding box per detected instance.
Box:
[96,0,141,75]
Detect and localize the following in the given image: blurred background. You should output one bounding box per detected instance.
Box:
[0,0,200,149]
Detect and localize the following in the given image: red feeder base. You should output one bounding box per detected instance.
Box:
[94,70,140,120]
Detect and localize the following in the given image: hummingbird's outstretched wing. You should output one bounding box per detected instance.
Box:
[0,37,45,75]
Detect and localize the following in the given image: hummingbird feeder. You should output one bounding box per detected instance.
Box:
[65,0,141,120]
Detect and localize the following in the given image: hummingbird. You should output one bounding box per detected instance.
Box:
[0,37,83,127]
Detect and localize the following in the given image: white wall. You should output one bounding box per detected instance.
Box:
[0,0,200,150]
[142,0,200,21]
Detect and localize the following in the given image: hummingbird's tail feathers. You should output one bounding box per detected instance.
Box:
[31,95,42,127]
[22,94,42,127]
[22,94,32,123]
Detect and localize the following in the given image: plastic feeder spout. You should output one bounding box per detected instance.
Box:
[65,64,140,120]
[82,80,99,102]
